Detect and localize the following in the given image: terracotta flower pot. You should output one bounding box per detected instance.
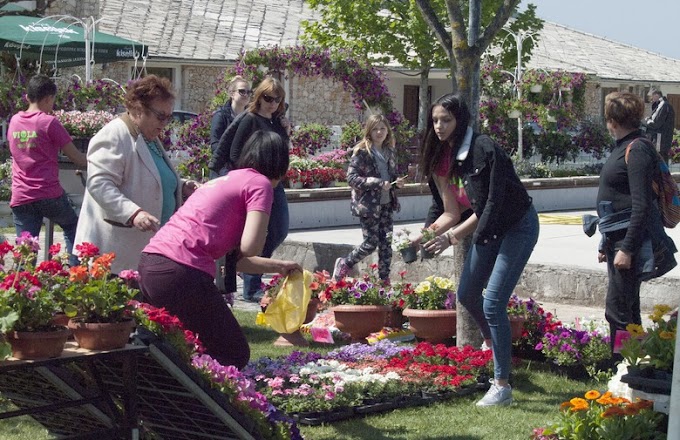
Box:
[304,298,321,325]
[68,318,136,350]
[509,316,526,340]
[332,305,390,341]
[5,327,70,360]
[403,308,457,344]
[50,312,71,327]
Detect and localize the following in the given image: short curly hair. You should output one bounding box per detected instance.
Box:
[124,75,175,113]
[604,92,644,130]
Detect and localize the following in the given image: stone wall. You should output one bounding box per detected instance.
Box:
[583,81,602,121]
[46,0,100,19]
[181,65,224,114]
[289,75,358,126]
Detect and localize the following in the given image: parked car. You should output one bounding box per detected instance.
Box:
[172,110,198,124]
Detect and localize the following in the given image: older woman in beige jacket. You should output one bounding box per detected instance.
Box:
[75,75,197,274]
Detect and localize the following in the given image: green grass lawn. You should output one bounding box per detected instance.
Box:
[0,309,601,440]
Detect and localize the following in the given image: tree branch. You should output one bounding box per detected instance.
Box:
[478,0,521,52]
[414,0,452,60]
[445,0,467,48]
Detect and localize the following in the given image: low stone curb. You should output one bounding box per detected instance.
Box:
[272,241,680,312]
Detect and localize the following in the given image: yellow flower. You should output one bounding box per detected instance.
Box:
[584,390,601,400]
[415,281,431,294]
[625,323,645,338]
[659,331,675,340]
[653,304,672,315]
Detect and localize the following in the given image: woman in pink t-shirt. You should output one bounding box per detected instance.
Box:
[139,131,300,369]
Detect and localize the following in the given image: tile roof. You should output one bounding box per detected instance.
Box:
[96,1,680,83]
[527,22,680,83]
[97,0,316,61]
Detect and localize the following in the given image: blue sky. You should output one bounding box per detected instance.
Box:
[519,0,680,60]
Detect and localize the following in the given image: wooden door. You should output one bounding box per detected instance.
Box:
[666,94,680,129]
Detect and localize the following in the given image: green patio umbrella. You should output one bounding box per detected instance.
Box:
[0,14,146,79]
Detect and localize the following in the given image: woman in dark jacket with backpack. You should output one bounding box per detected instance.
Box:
[596,92,676,357]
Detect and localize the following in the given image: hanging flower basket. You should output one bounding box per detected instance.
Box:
[507,109,521,119]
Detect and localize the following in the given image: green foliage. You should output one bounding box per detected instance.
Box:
[339,121,362,150]
[302,0,448,71]
[0,158,12,202]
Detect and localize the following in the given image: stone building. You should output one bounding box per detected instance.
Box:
[15,0,680,129]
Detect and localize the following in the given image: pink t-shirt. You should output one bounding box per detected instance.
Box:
[434,150,472,210]
[8,111,72,206]
[143,168,274,277]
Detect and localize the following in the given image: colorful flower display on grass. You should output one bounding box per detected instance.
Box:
[242,340,492,414]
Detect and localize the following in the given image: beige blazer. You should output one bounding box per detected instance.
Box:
[74,114,182,274]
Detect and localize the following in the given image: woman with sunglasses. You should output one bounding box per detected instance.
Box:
[209,76,252,177]
[222,77,292,301]
[74,75,199,274]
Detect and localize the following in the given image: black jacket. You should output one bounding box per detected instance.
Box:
[453,134,532,245]
[646,97,676,154]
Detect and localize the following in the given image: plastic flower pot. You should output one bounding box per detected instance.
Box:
[399,246,418,264]
[529,84,543,93]
[507,109,521,119]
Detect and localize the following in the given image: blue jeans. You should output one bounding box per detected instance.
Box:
[12,192,79,266]
[457,205,539,381]
[242,183,289,298]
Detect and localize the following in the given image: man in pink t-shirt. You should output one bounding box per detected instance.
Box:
[138,131,300,369]
[8,75,86,263]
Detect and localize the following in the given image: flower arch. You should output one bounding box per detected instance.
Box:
[216,46,402,125]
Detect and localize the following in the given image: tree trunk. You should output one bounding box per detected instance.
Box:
[454,238,482,348]
[417,68,431,132]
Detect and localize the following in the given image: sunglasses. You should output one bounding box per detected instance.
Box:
[145,106,173,123]
[261,94,283,104]
[237,88,253,97]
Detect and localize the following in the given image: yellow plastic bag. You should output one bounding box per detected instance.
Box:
[262,270,313,334]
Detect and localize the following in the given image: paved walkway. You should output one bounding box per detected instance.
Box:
[24,208,676,327]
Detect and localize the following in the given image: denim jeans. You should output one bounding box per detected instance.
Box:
[242,183,289,298]
[457,205,539,381]
[12,192,79,266]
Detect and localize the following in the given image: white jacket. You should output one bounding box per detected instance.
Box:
[74,114,182,274]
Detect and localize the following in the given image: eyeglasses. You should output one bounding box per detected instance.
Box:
[237,88,253,97]
[145,106,173,123]
[261,94,282,104]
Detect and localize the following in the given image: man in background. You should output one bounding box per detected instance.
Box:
[645,88,676,163]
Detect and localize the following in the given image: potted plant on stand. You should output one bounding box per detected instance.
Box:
[53,110,116,153]
[319,264,392,342]
[63,243,139,350]
[402,276,457,343]
[0,233,70,360]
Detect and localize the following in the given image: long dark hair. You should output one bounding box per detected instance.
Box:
[419,93,471,180]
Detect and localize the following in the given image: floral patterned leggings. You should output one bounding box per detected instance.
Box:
[345,204,393,280]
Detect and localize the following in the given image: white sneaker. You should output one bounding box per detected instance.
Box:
[480,341,491,351]
[476,384,512,407]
